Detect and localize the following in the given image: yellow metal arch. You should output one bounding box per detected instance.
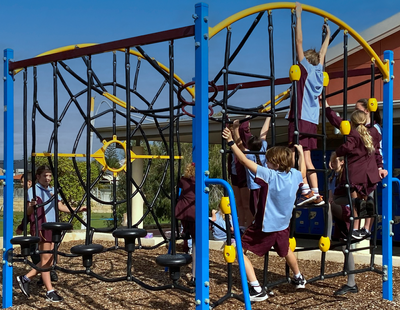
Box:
[209,2,389,81]
[14,44,195,98]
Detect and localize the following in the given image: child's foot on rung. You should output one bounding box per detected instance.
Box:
[296,191,317,206]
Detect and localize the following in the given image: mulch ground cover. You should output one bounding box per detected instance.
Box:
[5,240,400,309]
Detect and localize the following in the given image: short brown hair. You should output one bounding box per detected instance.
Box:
[304,49,319,66]
[266,146,293,173]
[36,165,52,177]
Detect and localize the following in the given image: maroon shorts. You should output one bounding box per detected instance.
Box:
[181,220,195,241]
[332,205,351,240]
[249,188,260,216]
[288,120,317,151]
[334,182,377,197]
[241,225,289,257]
[230,174,247,188]
[39,230,53,243]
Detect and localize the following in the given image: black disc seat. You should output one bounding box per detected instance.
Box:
[10,236,40,256]
[42,222,73,243]
[156,254,192,281]
[70,244,104,268]
[112,228,147,252]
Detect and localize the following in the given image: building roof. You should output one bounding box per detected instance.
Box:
[326,11,400,66]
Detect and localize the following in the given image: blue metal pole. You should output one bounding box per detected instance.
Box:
[205,178,251,309]
[382,50,393,301]
[194,3,210,309]
[3,48,15,308]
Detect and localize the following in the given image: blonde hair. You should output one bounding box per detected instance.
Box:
[351,110,375,154]
[266,146,293,173]
[184,163,195,178]
[304,49,319,66]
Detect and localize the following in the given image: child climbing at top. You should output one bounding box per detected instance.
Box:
[222,127,307,302]
[287,2,330,206]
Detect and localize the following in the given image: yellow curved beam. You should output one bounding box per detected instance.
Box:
[14,44,195,98]
[209,2,389,81]
[259,88,290,113]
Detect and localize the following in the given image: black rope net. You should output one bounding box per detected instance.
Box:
[10,6,386,306]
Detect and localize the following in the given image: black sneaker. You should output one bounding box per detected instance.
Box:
[249,286,268,302]
[51,271,58,282]
[46,291,63,302]
[187,277,195,287]
[355,198,367,217]
[291,274,307,289]
[351,230,363,240]
[334,284,358,296]
[16,275,30,298]
[366,197,375,216]
[359,228,371,239]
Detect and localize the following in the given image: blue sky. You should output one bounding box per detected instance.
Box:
[1,0,400,161]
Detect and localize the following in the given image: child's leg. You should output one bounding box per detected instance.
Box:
[243,251,257,282]
[284,248,300,276]
[304,150,319,195]
[25,241,54,292]
[352,192,360,230]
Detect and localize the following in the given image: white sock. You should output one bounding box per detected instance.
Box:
[47,290,54,294]
[301,184,310,195]
[311,188,319,196]
[295,272,301,278]
[250,281,261,293]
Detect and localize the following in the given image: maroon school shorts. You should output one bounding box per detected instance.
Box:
[249,188,260,216]
[230,174,247,188]
[241,225,290,257]
[288,119,317,151]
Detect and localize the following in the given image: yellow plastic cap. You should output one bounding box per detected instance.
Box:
[289,237,296,252]
[220,197,231,215]
[340,120,351,135]
[223,245,236,263]
[289,65,301,82]
[368,98,378,112]
[319,236,330,252]
[323,72,330,87]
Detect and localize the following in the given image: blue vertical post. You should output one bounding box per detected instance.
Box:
[194,3,209,309]
[3,49,15,308]
[382,50,393,301]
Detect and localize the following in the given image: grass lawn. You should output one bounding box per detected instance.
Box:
[0,212,114,237]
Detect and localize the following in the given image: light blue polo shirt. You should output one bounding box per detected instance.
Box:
[298,58,323,124]
[27,183,60,223]
[255,167,303,233]
[245,140,268,190]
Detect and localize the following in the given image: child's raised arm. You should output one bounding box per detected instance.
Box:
[319,24,331,65]
[259,116,271,141]
[295,2,304,62]
[294,144,306,179]
[222,127,258,174]
[232,119,246,151]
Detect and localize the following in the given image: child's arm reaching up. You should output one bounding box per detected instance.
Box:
[222,127,258,174]
[295,2,304,62]
[319,24,331,65]
[294,144,306,179]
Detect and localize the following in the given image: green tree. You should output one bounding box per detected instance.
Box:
[104,143,121,169]
[113,141,225,227]
[32,156,101,225]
